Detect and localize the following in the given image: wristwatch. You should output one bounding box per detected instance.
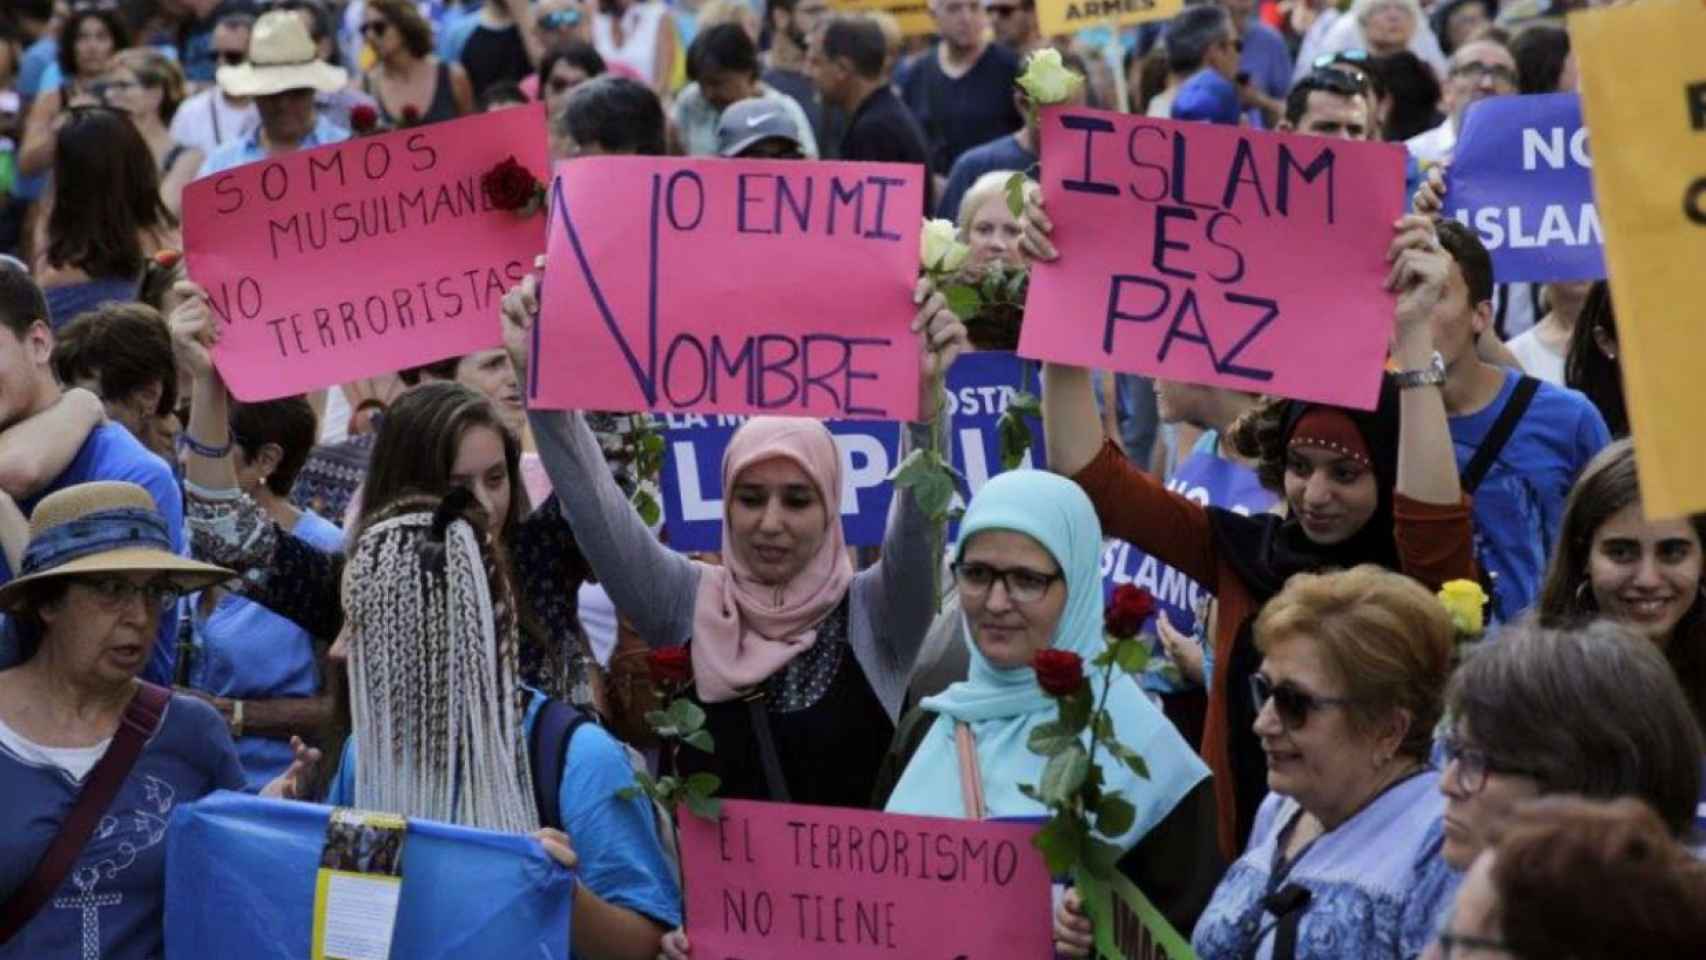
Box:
[1393,351,1447,389]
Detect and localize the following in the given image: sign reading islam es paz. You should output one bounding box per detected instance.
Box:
[678,800,1052,960]
[1570,0,1706,518]
[1019,106,1406,412]
[531,156,925,422]
[1446,92,1604,283]
[659,351,1042,550]
[183,108,549,402]
[1036,0,1182,38]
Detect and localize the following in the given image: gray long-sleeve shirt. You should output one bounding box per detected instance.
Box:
[526,409,944,723]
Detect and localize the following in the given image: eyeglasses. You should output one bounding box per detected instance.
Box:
[951,561,1062,603]
[76,575,184,614]
[547,75,582,93]
[1250,673,1359,731]
[216,50,247,67]
[90,78,137,99]
[1450,61,1517,86]
[1435,931,1512,958]
[1438,735,1537,795]
[540,9,583,30]
[359,21,390,38]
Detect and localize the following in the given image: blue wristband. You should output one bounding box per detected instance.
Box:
[178,432,233,459]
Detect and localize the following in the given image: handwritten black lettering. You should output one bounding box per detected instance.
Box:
[1125,125,1168,202]
[1687,177,1706,226]
[1152,206,1197,280]
[1277,143,1336,224]
[1689,82,1706,131]
[1061,114,1119,196]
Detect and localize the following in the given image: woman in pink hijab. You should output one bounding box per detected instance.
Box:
[502,279,970,807]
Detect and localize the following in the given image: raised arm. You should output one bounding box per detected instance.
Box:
[170,281,241,495]
[502,268,699,646]
[0,387,104,498]
[0,490,28,575]
[1387,216,1466,508]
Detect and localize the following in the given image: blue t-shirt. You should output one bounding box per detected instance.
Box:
[1450,368,1610,623]
[186,511,343,791]
[1238,20,1293,103]
[0,423,186,684]
[326,691,682,949]
[18,38,58,99]
[0,692,245,959]
[936,133,1037,221]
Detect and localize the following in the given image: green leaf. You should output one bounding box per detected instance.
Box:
[1058,686,1093,735]
[641,432,666,456]
[1085,838,1126,881]
[667,698,708,734]
[1007,390,1042,417]
[633,489,661,527]
[1039,743,1089,806]
[980,270,1004,302]
[1005,172,1028,220]
[1005,267,1030,305]
[684,790,723,822]
[887,448,930,484]
[1110,743,1151,780]
[1026,721,1076,757]
[943,284,981,321]
[1113,637,1150,675]
[1095,795,1136,838]
[1092,710,1115,743]
[643,710,671,729]
[1031,812,1084,876]
[997,410,1033,471]
[682,729,715,753]
[632,768,659,796]
[615,785,641,801]
[1016,782,1041,802]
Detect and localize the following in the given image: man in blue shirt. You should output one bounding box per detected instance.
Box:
[198,9,351,177]
[1428,219,1610,623]
[1218,0,1292,127]
[936,47,1087,220]
[0,269,187,684]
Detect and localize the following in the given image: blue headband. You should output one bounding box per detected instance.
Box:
[20,508,173,577]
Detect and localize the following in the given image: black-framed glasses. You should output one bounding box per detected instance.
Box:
[76,575,184,614]
[951,561,1062,603]
[1438,735,1539,795]
[1250,673,1359,730]
[1435,931,1513,958]
[359,21,390,38]
[1450,61,1517,86]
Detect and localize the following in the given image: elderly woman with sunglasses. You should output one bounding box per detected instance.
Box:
[1176,565,1459,960]
[0,481,318,958]
[1435,618,1704,875]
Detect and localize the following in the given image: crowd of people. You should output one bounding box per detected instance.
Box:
[1,0,1702,958]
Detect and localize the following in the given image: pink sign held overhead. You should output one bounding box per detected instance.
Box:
[1020,107,1407,410]
[678,800,1052,960]
[530,156,924,421]
[182,108,550,401]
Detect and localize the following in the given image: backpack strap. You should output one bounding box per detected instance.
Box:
[0,681,171,944]
[528,698,591,831]
[1461,376,1541,495]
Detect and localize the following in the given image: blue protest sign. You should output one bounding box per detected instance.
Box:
[659,352,1043,550]
[1446,93,1605,283]
[1099,439,1279,694]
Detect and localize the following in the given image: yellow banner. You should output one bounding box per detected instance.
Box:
[1036,0,1182,39]
[1569,0,1706,518]
[832,0,935,37]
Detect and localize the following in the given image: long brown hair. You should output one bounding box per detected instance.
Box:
[1536,438,1706,729]
[46,107,175,277]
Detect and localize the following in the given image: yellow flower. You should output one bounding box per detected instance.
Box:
[1438,579,1488,636]
[919,217,969,274]
[1016,48,1083,106]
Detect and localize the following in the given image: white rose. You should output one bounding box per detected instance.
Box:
[1017,48,1083,105]
[920,218,970,273]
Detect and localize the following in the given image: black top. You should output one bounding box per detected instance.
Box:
[459,24,529,99]
[367,60,461,126]
[668,595,895,809]
[761,66,846,159]
[899,43,1023,176]
[837,86,935,214]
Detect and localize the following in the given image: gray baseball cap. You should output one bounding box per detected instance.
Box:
[716,98,805,158]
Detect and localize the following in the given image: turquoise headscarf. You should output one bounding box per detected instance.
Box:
[885,471,1208,851]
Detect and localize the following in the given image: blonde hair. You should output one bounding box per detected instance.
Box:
[1254,565,1454,759]
[697,0,761,43]
[346,496,538,833]
[114,47,187,124]
[956,170,1037,235]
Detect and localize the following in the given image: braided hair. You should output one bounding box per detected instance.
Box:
[345,490,539,832]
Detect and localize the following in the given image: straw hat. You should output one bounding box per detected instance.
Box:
[216,9,348,99]
[0,482,233,613]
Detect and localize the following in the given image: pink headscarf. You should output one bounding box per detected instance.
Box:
[690,417,854,703]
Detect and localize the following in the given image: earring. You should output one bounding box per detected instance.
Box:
[1575,580,1597,611]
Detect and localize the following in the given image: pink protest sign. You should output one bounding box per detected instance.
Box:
[531,156,924,421]
[678,800,1052,959]
[183,108,549,401]
[1019,107,1406,410]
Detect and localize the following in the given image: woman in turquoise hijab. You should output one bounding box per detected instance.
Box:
[885,470,1222,937]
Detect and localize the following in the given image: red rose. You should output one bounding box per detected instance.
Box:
[400,104,421,125]
[349,103,379,135]
[481,155,540,212]
[1105,585,1155,639]
[1033,649,1085,697]
[152,249,182,269]
[647,647,692,687]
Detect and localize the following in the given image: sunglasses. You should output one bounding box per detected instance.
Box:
[1314,48,1370,69]
[217,50,247,66]
[540,9,584,30]
[1250,673,1359,731]
[360,21,390,38]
